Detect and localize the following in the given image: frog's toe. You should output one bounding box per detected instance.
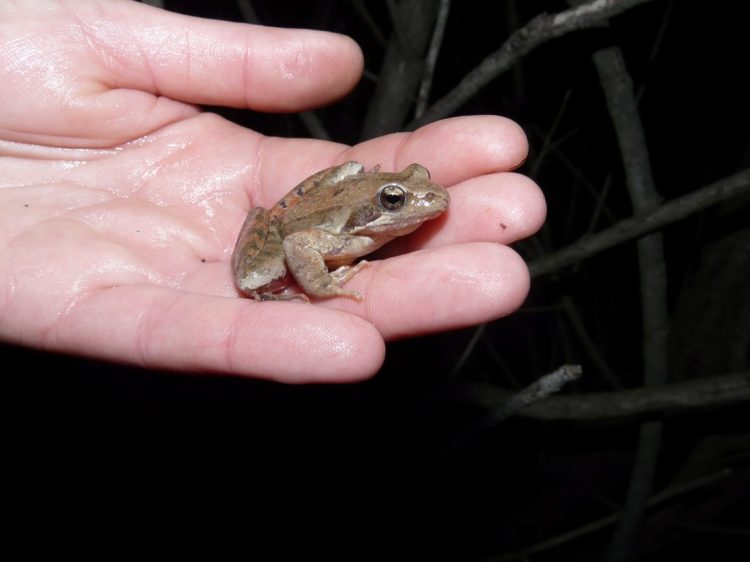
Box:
[331,288,363,301]
[330,260,369,285]
[310,281,362,301]
[344,288,364,301]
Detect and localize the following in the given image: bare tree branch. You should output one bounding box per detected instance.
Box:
[409,0,658,129]
[466,372,750,421]
[486,468,733,561]
[528,168,750,278]
[361,0,440,139]
[415,0,451,118]
[591,31,668,561]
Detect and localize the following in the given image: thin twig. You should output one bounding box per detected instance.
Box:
[298,111,330,140]
[530,89,573,178]
[448,322,485,378]
[528,168,750,278]
[499,364,582,418]
[350,0,388,48]
[528,126,620,227]
[409,0,658,129]
[432,365,581,461]
[636,0,675,103]
[235,0,259,24]
[561,295,624,389]
[584,172,614,237]
[415,0,451,118]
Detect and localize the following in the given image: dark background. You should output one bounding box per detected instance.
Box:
[8,1,749,559]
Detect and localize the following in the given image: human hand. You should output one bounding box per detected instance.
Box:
[0,0,545,383]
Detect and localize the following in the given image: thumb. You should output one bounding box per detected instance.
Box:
[0,0,363,146]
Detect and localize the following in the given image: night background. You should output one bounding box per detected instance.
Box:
[8,0,749,558]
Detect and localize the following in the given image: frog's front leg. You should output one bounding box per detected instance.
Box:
[282,229,374,300]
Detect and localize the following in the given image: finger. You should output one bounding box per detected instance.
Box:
[321,242,530,340]
[51,286,385,383]
[248,115,528,206]
[1,1,362,146]
[349,115,530,185]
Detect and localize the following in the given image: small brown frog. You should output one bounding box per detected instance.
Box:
[231,161,449,301]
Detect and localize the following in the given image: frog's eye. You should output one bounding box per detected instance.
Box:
[378,184,407,211]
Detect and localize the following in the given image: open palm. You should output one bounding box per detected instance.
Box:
[0,0,544,382]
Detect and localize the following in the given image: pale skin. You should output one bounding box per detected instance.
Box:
[0,0,546,383]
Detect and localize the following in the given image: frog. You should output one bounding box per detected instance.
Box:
[231,161,449,301]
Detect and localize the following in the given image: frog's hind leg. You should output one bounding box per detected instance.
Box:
[232,208,267,272]
[231,208,287,296]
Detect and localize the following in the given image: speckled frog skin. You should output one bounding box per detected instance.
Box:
[231,161,449,301]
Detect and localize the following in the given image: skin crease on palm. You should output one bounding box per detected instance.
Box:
[0,0,546,383]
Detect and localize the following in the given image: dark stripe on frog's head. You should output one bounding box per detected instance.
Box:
[345,204,382,230]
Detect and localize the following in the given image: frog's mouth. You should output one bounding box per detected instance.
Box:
[370,222,424,237]
[357,212,442,236]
